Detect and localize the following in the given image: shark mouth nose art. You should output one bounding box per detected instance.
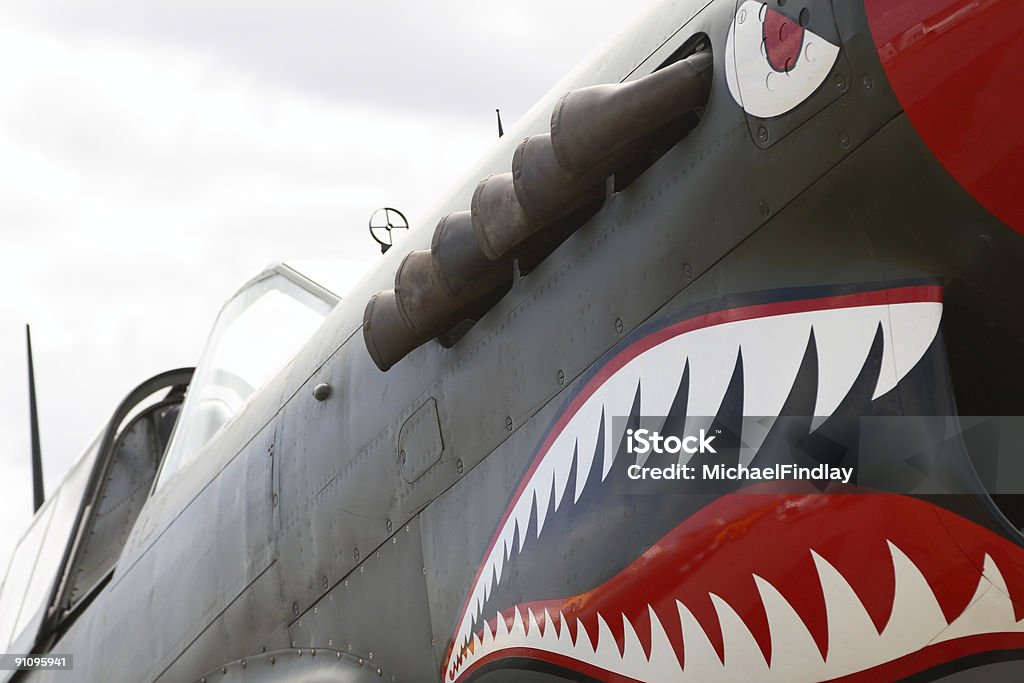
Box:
[440,284,1024,681]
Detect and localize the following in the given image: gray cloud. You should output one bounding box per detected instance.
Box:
[0,0,637,580]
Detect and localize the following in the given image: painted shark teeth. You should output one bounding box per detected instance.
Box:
[448,543,1024,682]
[446,292,943,680]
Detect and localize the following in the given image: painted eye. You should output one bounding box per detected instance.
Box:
[726,1,840,119]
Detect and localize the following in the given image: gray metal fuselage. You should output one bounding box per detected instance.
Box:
[11,0,1024,681]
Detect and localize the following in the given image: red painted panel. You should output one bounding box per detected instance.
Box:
[865,0,1024,234]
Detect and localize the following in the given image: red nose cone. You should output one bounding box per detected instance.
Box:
[865,0,1024,235]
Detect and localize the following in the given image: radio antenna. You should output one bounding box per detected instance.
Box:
[26,325,45,512]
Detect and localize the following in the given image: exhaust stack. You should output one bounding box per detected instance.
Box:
[364,45,713,371]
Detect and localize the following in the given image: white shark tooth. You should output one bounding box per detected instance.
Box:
[810,307,883,429]
[740,316,810,416]
[557,611,574,648]
[492,549,504,590]
[574,618,595,656]
[753,574,824,678]
[647,605,684,678]
[710,593,769,681]
[676,599,723,678]
[527,608,543,645]
[878,541,947,660]
[495,609,510,641]
[592,614,623,669]
[514,497,534,553]
[502,527,514,561]
[573,404,603,502]
[811,550,882,678]
[542,608,556,641]
[552,439,577,511]
[482,617,494,647]
[938,554,1021,642]
[682,332,741,457]
[533,465,554,538]
[619,613,650,675]
[873,301,942,399]
[509,606,527,642]
[607,374,643,480]
[738,314,810,461]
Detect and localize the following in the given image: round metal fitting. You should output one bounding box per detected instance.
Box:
[322,575,329,590]
[615,318,624,334]
[386,519,393,532]
[557,369,565,386]
[456,459,464,474]
[505,416,514,431]
[313,382,331,401]
[757,126,769,144]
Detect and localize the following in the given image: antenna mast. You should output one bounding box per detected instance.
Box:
[26,325,44,512]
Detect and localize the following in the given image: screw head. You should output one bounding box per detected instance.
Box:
[505,416,514,431]
[386,519,393,532]
[292,602,300,616]
[862,74,874,91]
[840,131,851,148]
[615,318,624,334]
[322,575,329,590]
[683,263,693,279]
[757,126,769,144]
[399,450,406,464]
[758,201,771,218]
[456,459,464,474]
[313,382,331,401]
[557,369,565,386]
[354,548,361,562]
[836,74,848,91]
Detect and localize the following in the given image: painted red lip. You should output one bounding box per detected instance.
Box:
[451,490,1024,681]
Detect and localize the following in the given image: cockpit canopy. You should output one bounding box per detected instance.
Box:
[154,263,339,490]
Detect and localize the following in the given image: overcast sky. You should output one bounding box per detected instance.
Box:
[0,2,637,582]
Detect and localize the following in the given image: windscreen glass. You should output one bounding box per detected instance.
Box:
[155,273,332,490]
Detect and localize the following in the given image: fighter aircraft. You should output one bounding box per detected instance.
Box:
[3,0,1024,680]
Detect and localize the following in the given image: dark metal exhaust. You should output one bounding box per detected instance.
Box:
[550,49,712,179]
[364,44,713,371]
[364,250,511,371]
[431,211,496,297]
[470,134,607,264]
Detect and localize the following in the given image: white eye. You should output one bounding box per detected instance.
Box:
[726,0,840,119]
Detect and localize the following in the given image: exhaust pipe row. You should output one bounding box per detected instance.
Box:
[364,48,713,371]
